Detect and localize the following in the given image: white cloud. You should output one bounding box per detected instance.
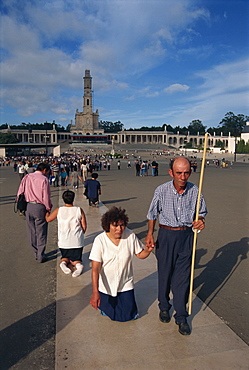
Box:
[1,0,246,130]
[164,84,190,94]
[194,58,249,99]
[162,58,249,126]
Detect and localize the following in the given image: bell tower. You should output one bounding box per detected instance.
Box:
[70,70,104,136]
[83,69,93,114]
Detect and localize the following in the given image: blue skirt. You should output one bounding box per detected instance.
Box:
[99,290,138,322]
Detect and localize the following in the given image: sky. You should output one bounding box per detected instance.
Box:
[0,0,249,130]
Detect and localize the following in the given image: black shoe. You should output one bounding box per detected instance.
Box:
[159,310,170,323]
[175,321,191,335]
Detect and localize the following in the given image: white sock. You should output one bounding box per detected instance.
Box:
[60,261,71,274]
[72,263,84,277]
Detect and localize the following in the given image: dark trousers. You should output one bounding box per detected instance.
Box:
[156,228,193,323]
[53,173,60,186]
[26,203,48,262]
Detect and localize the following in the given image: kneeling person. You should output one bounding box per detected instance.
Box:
[89,207,154,322]
[46,190,87,277]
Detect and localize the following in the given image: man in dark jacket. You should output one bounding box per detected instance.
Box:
[84,173,101,206]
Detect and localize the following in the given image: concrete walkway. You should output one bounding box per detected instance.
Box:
[55,189,249,370]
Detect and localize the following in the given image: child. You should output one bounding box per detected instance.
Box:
[46,190,87,277]
[60,168,68,186]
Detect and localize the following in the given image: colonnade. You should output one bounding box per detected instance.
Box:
[108,131,231,149]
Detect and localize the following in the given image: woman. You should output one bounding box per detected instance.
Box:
[89,207,154,322]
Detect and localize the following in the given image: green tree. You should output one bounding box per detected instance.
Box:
[184,141,193,148]
[219,112,249,136]
[207,126,222,135]
[100,121,124,132]
[236,139,249,153]
[136,126,163,131]
[164,124,175,133]
[0,133,19,144]
[214,139,225,149]
[188,120,206,135]
[173,126,189,135]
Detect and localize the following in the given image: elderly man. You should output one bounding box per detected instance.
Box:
[146,157,207,335]
[17,162,52,263]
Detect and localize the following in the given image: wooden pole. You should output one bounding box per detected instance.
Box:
[188,133,209,315]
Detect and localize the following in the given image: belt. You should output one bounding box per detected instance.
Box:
[159,224,191,231]
[28,201,41,205]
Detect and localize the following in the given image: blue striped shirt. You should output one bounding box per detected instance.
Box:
[147,180,207,227]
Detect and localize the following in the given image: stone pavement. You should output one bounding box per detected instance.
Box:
[55,188,249,370]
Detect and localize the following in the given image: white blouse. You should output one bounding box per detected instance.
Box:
[89,228,144,297]
[57,206,84,249]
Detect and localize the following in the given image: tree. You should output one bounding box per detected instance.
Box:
[173,125,188,135]
[184,141,193,148]
[134,126,163,131]
[0,133,19,144]
[100,121,124,132]
[214,139,225,149]
[164,124,175,133]
[219,112,249,136]
[187,120,206,135]
[207,126,222,135]
[66,124,71,132]
[236,139,249,153]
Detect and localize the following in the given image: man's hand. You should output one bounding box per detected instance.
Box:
[192,219,205,231]
[145,234,155,249]
[146,244,155,252]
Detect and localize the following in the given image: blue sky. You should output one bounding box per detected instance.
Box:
[1,0,248,129]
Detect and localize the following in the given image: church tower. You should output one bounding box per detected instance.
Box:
[70,70,104,136]
[83,69,92,113]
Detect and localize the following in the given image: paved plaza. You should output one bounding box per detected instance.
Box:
[56,182,249,369]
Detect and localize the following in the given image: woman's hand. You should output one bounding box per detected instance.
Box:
[90,291,101,310]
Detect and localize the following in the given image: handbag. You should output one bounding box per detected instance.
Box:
[14,193,27,215]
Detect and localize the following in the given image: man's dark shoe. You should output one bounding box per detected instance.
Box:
[159,310,170,323]
[175,321,191,335]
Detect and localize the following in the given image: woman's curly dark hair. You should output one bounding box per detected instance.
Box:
[101,207,129,232]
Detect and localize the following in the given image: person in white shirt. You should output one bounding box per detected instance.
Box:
[89,206,154,322]
[81,160,88,182]
[18,161,27,181]
[46,190,87,277]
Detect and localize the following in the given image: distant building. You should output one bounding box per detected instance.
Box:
[107,130,236,154]
[70,70,108,143]
[241,121,249,143]
[1,69,243,153]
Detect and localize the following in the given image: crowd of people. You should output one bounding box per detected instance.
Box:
[11,154,161,187]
